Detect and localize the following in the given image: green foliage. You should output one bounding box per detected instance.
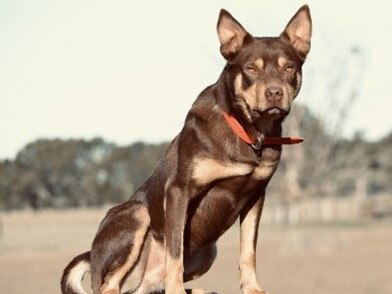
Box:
[0,114,391,211]
[0,138,167,210]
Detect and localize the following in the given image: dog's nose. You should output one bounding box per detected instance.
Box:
[265,86,283,101]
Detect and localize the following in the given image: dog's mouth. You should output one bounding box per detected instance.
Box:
[266,107,288,116]
[253,107,289,118]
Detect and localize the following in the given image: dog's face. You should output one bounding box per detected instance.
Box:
[217,5,312,122]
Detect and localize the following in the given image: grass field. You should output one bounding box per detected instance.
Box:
[0,208,391,294]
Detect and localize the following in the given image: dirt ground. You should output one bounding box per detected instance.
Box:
[0,208,391,294]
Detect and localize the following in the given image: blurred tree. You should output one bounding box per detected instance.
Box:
[0,138,167,210]
[0,106,391,211]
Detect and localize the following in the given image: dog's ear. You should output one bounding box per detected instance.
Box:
[281,5,312,59]
[217,9,250,61]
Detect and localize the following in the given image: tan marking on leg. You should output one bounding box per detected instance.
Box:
[192,157,253,186]
[101,208,150,294]
[121,232,151,293]
[165,211,186,294]
[137,237,165,292]
[240,212,260,292]
[254,58,264,70]
[165,254,185,294]
[239,197,265,293]
[164,186,188,294]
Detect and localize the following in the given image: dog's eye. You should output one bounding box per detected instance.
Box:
[244,65,259,75]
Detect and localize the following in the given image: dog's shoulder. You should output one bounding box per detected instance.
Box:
[188,84,220,120]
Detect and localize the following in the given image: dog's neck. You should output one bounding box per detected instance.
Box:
[255,115,283,137]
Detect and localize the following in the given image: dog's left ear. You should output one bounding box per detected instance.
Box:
[217,9,250,61]
[281,5,312,59]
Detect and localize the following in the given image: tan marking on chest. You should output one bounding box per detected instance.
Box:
[252,159,279,180]
[192,157,253,185]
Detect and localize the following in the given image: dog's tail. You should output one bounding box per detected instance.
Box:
[61,251,91,294]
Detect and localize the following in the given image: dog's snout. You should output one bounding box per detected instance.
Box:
[264,86,283,101]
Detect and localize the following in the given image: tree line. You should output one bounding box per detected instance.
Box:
[0,106,391,211]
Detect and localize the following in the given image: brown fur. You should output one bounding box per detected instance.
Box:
[61,5,312,294]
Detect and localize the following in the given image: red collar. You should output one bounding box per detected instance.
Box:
[222,111,304,146]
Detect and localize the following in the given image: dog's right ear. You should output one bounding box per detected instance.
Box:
[217,9,250,61]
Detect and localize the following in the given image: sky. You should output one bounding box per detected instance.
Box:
[0,0,391,160]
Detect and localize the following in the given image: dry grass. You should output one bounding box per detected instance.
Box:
[0,208,391,294]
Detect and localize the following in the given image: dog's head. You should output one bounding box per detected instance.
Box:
[217,5,312,123]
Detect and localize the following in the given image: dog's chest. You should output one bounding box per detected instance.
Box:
[252,156,280,181]
[187,148,281,249]
[191,147,281,185]
[252,147,281,181]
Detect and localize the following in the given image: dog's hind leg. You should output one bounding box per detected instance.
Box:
[90,201,150,294]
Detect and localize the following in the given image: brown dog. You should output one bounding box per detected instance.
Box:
[61,5,312,294]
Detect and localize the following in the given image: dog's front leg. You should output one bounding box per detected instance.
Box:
[165,184,189,294]
[239,193,268,294]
